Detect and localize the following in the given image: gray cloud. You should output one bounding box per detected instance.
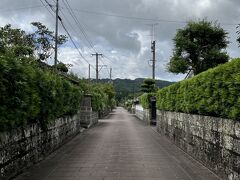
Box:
[0,0,239,81]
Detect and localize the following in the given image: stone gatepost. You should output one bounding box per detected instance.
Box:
[80,94,98,128]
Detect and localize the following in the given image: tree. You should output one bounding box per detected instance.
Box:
[141,78,156,93]
[0,24,34,57]
[31,22,67,61]
[52,62,68,72]
[167,20,229,75]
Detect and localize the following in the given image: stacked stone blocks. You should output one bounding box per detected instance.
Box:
[157,110,240,180]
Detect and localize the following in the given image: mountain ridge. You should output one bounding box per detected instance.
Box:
[98,78,175,102]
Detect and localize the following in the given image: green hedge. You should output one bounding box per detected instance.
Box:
[92,87,108,112]
[139,93,155,109]
[0,56,83,131]
[156,58,240,120]
[139,93,149,109]
[91,83,116,112]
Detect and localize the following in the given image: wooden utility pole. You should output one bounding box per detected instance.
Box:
[149,23,158,80]
[54,0,59,66]
[151,40,156,80]
[88,64,91,81]
[110,67,112,81]
[92,53,103,82]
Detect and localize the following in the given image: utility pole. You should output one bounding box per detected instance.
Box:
[151,40,156,80]
[149,23,158,80]
[133,87,135,100]
[54,0,59,66]
[92,53,103,82]
[88,64,91,81]
[110,67,112,81]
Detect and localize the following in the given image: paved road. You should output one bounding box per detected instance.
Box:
[17,107,220,180]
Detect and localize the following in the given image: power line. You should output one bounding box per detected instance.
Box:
[39,0,95,69]
[62,0,110,78]
[59,9,102,76]
[64,7,238,26]
[21,0,87,78]
[60,2,115,67]
[103,54,114,63]
[67,8,187,24]
[0,5,44,13]
[43,0,54,10]
[62,0,97,53]
[64,0,95,50]
[58,4,94,53]
[61,1,112,78]
[60,19,95,69]
[61,7,95,55]
[41,0,112,79]
[59,9,80,40]
[39,0,55,18]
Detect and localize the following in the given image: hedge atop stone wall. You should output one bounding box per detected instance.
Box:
[156,58,240,120]
[79,81,116,112]
[139,93,155,109]
[0,56,83,131]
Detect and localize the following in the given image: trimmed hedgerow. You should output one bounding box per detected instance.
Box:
[0,55,83,131]
[156,58,240,120]
[139,93,156,109]
[91,83,116,112]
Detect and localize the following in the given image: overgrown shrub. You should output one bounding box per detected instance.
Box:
[0,55,83,131]
[156,58,240,120]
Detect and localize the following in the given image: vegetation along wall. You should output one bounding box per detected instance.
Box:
[0,56,83,132]
[0,54,116,179]
[156,58,240,179]
[157,58,240,120]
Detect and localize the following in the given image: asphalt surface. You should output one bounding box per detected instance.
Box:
[16,107,220,180]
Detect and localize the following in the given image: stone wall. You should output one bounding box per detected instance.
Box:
[157,110,240,180]
[80,109,98,128]
[0,113,81,179]
[99,108,111,119]
[135,105,150,124]
[79,94,99,128]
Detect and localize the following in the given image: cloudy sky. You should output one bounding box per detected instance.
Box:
[0,0,240,81]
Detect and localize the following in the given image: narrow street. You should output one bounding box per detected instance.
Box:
[17,107,220,180]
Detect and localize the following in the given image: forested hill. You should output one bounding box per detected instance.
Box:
[98,78,174,102]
